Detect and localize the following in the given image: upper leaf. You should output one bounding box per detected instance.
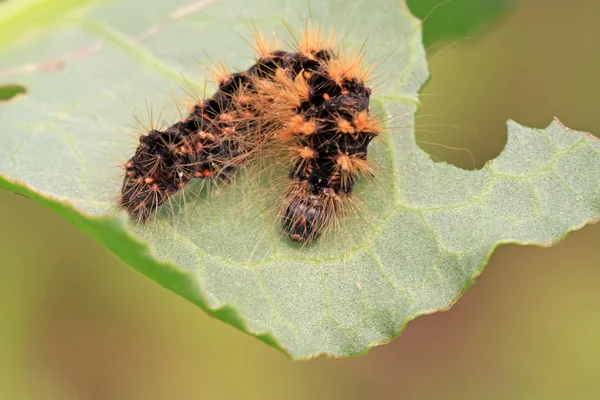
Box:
[1,0,598,359]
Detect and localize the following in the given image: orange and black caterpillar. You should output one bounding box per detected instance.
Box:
[121,29,381,245]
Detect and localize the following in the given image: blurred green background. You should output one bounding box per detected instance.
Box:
[1,0,599,399]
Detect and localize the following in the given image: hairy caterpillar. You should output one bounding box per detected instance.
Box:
[120,27,381,245]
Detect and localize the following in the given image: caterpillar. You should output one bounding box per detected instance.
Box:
[120,27,381,245]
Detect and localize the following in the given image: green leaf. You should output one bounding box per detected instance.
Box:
[407,0,516,47]
[1,0,598,359]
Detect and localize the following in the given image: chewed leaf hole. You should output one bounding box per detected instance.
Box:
[0,84,27,102]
